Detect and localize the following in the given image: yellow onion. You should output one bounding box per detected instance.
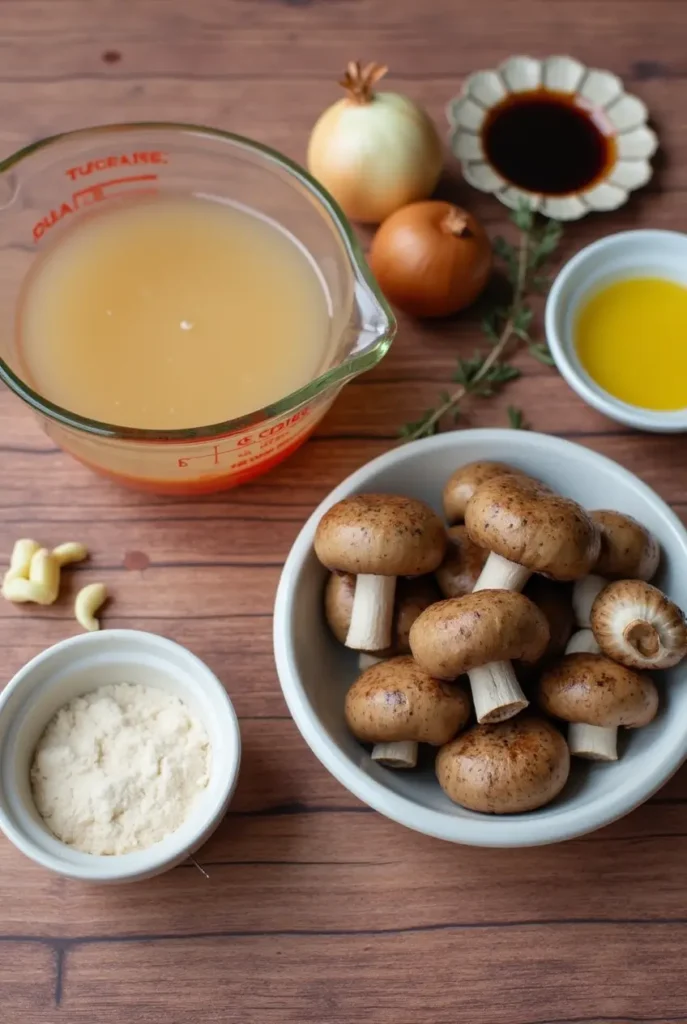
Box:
[368,201,492,318]
[307,62,443,224]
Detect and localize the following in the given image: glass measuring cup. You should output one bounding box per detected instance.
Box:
[0,123,395,494]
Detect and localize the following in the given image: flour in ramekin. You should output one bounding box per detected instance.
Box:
[30,682,211,855]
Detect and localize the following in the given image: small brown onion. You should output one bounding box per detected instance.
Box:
[368,201,492,318]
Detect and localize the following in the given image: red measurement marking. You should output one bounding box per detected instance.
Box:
[65,151,168,180]
[177,408,312,470]
[32,175,159,241]
[72,174,159,207]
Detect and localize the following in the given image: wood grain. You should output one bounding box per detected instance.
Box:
[56,925,687,1023]
[1,1,687,1020]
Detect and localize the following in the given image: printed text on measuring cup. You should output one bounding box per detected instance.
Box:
[32,151,169,242]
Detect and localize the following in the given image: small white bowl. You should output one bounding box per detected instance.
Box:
[546,229,687,432]
[274,430,687,847]
[448,55,657,220]
[0,629,241,882]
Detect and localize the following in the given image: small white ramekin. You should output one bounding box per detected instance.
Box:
[546,229,687,432]
[0,629,240,882]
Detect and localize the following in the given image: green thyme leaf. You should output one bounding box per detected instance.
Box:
[511,200,535,233]
[399,409,439,439]
[492,235,519,285]
[529,218,563,269]
[507,405,527,429]
[512,306,534,340]
[528,342,556,366]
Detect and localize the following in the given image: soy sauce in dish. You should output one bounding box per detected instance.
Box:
[482,89,617,196]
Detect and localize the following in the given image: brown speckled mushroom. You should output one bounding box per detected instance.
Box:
[324,572,440,654]
[538,652,659,762]
[345,656,471,769]
[434,525,488,598]
[409,590,549,724]
[315,494,446,652]
[442,461,519,525]
[465,475,600,593]
[324,573,386,670]
[590,579,687,671]
[436,716,570,814]
[572,510,660,628]
[592,510,660,580]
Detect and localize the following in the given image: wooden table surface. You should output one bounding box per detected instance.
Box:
[2,2,687,1021]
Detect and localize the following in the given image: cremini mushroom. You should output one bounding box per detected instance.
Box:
[409,590,549,724]
[324,572,440,652]
[324,571,357,645]
[434,525,487,598]
[465,475,600,592]
[591,510,660,581]
[572,510,660,627]
[315,494,446,651]
[442,461,517,525]
[345,656,471,769]
[436,716,570,813]
[590,579,687,670]
[538,652,659,761]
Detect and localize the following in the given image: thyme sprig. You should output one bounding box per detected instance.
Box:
[400,204,562,441]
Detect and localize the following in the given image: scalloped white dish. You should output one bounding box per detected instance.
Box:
[448,55,657,220]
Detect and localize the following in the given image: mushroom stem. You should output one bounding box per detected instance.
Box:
[568,723,618,761]
[358,651,386,671]
[565,629,601,655]
[371,740,418,769]
[345,574,396,650]
[572,574,606,627]
[472,552,531,593]
[625,619,660,658]
[467,660,529,724]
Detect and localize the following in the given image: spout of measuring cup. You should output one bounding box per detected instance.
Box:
[343,261,397,377]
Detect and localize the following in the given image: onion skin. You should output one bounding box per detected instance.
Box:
[368,201,493,318]
[307,94,443,224]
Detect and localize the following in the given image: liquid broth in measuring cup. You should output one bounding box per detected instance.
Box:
[16,194,332,429]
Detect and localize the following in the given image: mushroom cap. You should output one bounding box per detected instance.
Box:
[315,494,447,576]
[324,572,440,652]
[436,716,570,814]
[324,571,357,646]
[442,461,518,525]
[538,653,658,728]
[591,579,687,670]
[591,510,660,581]
[435,525,488,598]
[465,475,600,581]
[409,590,550,680]
[345,656,471,746]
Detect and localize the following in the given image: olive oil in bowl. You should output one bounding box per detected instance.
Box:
[574,277,687,411]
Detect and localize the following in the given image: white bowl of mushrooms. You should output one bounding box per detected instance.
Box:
[273,429,687,846]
